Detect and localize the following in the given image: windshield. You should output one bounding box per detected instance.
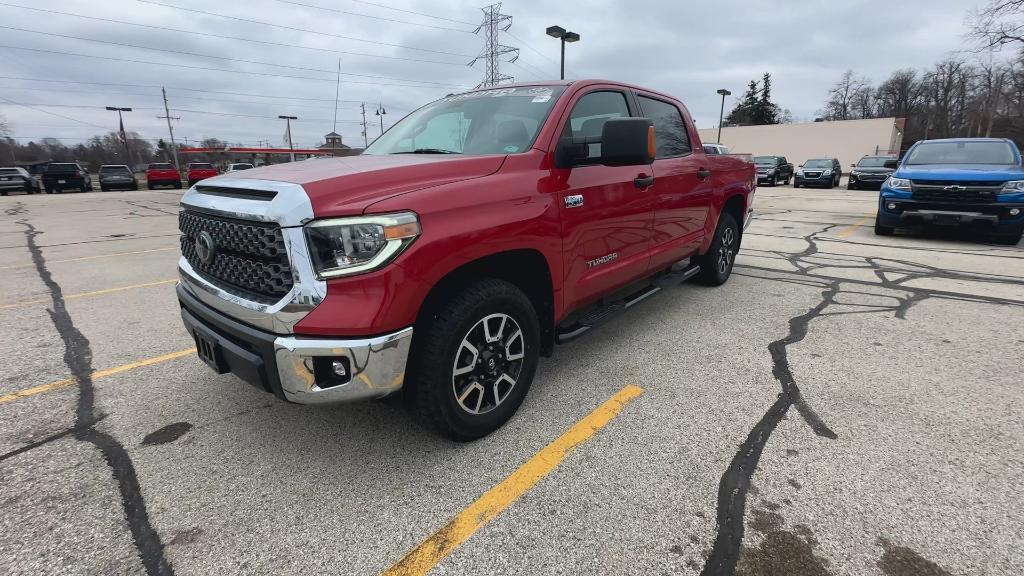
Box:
[230,164,253,170]
[753,156,776,166]
[100,166,130,173]
[189,163,213,169]
[803,159,832,168]
[364,86,567,156]
[856,157,890,168]
[905,141,1017,165]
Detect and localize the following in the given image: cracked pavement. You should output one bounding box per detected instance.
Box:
[0,187,1022,575]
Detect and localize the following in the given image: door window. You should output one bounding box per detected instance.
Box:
[637,96,691,157]
[561,91,631,159]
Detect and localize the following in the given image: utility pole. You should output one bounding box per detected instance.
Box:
[360,103,368,148]
[375,103,387,136]
[105,106,133,167]
[332,58,341,157]
[279,115,297,162]
[158,87,181,172]
[469,3,518,88]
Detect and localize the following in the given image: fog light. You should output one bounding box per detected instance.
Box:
[331,360,348,377]
[1010,208,1021,216]
[887,202,898,210]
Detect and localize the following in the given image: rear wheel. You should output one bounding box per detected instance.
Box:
[132,182,139,191]
[410,279,539,441]
[994,231,1022,246]
[695,212,739,286]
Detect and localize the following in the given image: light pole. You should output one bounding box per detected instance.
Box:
[278,115,297,162]
[546,26,580,80]
[375,104,387,136]
[715,89,731,144]
[105,106,133,167]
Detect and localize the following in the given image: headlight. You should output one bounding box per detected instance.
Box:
[796,170,804,176]
[886,177,911,191]
[1001,180,1024,193]
[767,168,777,175]
[304,212,420,279]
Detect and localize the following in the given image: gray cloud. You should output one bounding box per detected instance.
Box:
[0,0,989,149]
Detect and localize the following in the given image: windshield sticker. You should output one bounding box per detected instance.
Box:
[504,145,520,153]
[529,87,553,103]
[443,88,519,102]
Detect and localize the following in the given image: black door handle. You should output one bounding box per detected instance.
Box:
[697,168,711,180]
[634,175,655,188]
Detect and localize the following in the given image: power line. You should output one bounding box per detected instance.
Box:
[347,0,477,26]
[0,101,366,123]
[271,0,474,32]
[0,2,470,67]
[0,77,404,105]
[502,29,559,66]
[135,0,477,58]
[0,95,110,130]
[0,27,464,88]
[0,44,471,89]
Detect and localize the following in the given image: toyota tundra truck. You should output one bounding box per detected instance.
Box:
[177,80,756,439]
[876,138,1024,245]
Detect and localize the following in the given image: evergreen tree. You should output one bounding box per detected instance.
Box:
[724,73,784,126]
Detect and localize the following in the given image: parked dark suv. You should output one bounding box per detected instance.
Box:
[42,163,92,193]
[99,165,138,191]
[794,158,842,188]
[848,155,898,190]
[754,155,794,186]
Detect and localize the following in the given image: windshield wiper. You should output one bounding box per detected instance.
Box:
[392,148,462,154]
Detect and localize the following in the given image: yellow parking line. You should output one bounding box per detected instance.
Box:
[381,384,645,576]
[0,348,196,405]
[837,211,876,239]
[0,247,179,271]
[0,279,177,310]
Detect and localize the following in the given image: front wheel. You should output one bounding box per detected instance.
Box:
[409,279,540,441]
[874,218,895,236]
[994,231,1023,246]
[695,212,739,286]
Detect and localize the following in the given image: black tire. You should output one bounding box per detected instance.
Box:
[695,212,739,286]
[409,279,540,441]
[793,181,800,189]
[100,185,109,192]
[1,191,7,196]
[769,177,777,187]
[147,181,154,190]
[994,232,1022,246]
[826,178,834,189]
[132,182,138,191]
[874,218,895,236]
[45,187,53,194]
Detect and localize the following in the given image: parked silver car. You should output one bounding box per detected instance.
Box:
[0,167,41,195]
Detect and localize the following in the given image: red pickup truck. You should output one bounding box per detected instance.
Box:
[147,163,181,189]
[186,162,219,187]
[177,80,755,439]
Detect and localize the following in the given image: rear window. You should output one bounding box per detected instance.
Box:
[100,165,130,173]
[189,163,213,169]
[905,141,1017,165]
[0,168,20,175]
[230,164,253,170]
[149,163,174,170]
[46,163,78,173]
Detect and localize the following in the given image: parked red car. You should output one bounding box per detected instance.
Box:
[186,162,219,187]
[177,80,756,439]
[146,163,181,189]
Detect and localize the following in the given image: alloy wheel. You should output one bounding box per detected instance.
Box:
[451,313,525,415]
[718,226,736,275]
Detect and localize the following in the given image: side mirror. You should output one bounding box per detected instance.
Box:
[798,164,803,168]
[600,118,655,167]
[883,159,898,169]
[850,163,856,168]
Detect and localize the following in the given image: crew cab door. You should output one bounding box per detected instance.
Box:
[635,93,712,269]
[554,89,654,308]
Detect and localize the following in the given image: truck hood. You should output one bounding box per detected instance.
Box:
[896,164,1024,182]
[216,154,506,216]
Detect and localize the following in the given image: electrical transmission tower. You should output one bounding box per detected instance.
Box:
[468,3,519,88]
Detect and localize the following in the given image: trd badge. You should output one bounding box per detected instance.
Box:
[564,194,584,208]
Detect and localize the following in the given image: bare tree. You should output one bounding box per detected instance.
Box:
[822,70,871,120]
[921,57,974,138]
[971,0,1024,49]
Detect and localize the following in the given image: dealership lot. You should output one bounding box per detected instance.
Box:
[0,186,1021,575]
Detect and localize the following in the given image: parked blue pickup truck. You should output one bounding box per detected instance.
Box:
[875,138,1024,245]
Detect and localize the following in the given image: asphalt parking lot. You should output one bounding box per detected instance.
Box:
[1,183,1022,576]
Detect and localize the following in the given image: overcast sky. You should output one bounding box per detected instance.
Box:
[0,0,996,150]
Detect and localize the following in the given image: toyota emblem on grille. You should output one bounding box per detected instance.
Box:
[195,230,217,265]
[943,185,965,191]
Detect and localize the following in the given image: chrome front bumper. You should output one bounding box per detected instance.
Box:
[274,328,413,404]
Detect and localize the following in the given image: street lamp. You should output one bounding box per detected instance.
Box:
[105,106,133,167]
[375,104,387,136]
[546,25,580,80]
[278,115,297,162]
[715,89,731,144]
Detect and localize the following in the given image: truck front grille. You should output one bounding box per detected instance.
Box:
[910,181,1002,203]
[179,210,293,301]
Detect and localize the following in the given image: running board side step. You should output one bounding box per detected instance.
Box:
[555,264,700,344]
